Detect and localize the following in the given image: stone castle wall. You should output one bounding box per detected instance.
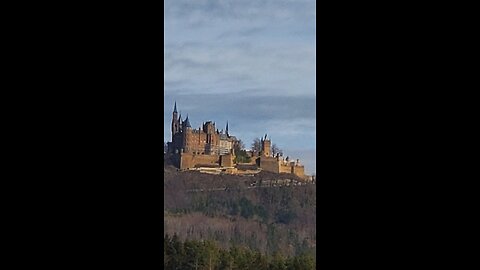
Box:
[184,129,221,154]
[220,154,234,167]
[279,163,292,174]
[292,165,305,178]
[258,156,279,173]
[257,156,306,178]
[180,153,220,170]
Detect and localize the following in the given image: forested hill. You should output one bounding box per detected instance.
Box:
[164,165,316,259]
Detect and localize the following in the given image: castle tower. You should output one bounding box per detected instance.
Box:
[183,115,192,129]
[182,115,192,153]
[261,136,271,157]
[171,101,180,140]
[201,121,218,155]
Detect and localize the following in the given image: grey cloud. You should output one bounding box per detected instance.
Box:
[166,93,315,122]
[217,27,264,39]
[165,0,316,22]
[165,42,315,96]
[164,0,316,171]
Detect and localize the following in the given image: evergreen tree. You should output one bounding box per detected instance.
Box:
[252,251,269,270]
[165,234,184,270]
[269,252,286,270]
[218,249,234,270]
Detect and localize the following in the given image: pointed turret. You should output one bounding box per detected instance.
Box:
[173,101,177,113]
[178,113,183,132]
[184,115,191,128]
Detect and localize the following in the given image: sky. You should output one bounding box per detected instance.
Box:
[164,0,316,174]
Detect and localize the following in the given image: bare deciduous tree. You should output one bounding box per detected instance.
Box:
[233,139,245,153]
[251,138,262,153]
[271,144,282,157]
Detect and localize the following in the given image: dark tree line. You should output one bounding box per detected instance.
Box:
[164,234,315,270]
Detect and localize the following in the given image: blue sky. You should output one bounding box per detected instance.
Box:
[164,0,316,174]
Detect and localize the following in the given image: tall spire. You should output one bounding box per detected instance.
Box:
[171,101,179,138]
[226,121,229,135]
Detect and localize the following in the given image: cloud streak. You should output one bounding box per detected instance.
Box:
[164,0,316,173]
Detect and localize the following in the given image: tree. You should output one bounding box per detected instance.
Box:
[286,253,315,270]
[271,144,282,157]
[184,240,206,270]
[235,150,251,163]
[269,251,287,270]
[251,138,262,153]
[252,251,269,270]
[234,139,245,153]
[164,234,170,268]
[234,140,252,163]
[239,197,254,219]
[203,240,219,270]
[165,233,184,270]
[218,249,234,270]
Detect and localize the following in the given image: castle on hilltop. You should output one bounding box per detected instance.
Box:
[165,102,306,179]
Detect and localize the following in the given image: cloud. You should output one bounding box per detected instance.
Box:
[164,0,316,23]
[164,0,316,173]
[216,27,264,39]
[164,42,316,96]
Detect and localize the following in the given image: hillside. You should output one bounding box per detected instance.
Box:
[164,164,316,257]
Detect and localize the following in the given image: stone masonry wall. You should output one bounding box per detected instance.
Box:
[180,153,220,170]
[259,156,279,173]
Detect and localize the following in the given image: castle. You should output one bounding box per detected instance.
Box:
[166,102,306,179]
